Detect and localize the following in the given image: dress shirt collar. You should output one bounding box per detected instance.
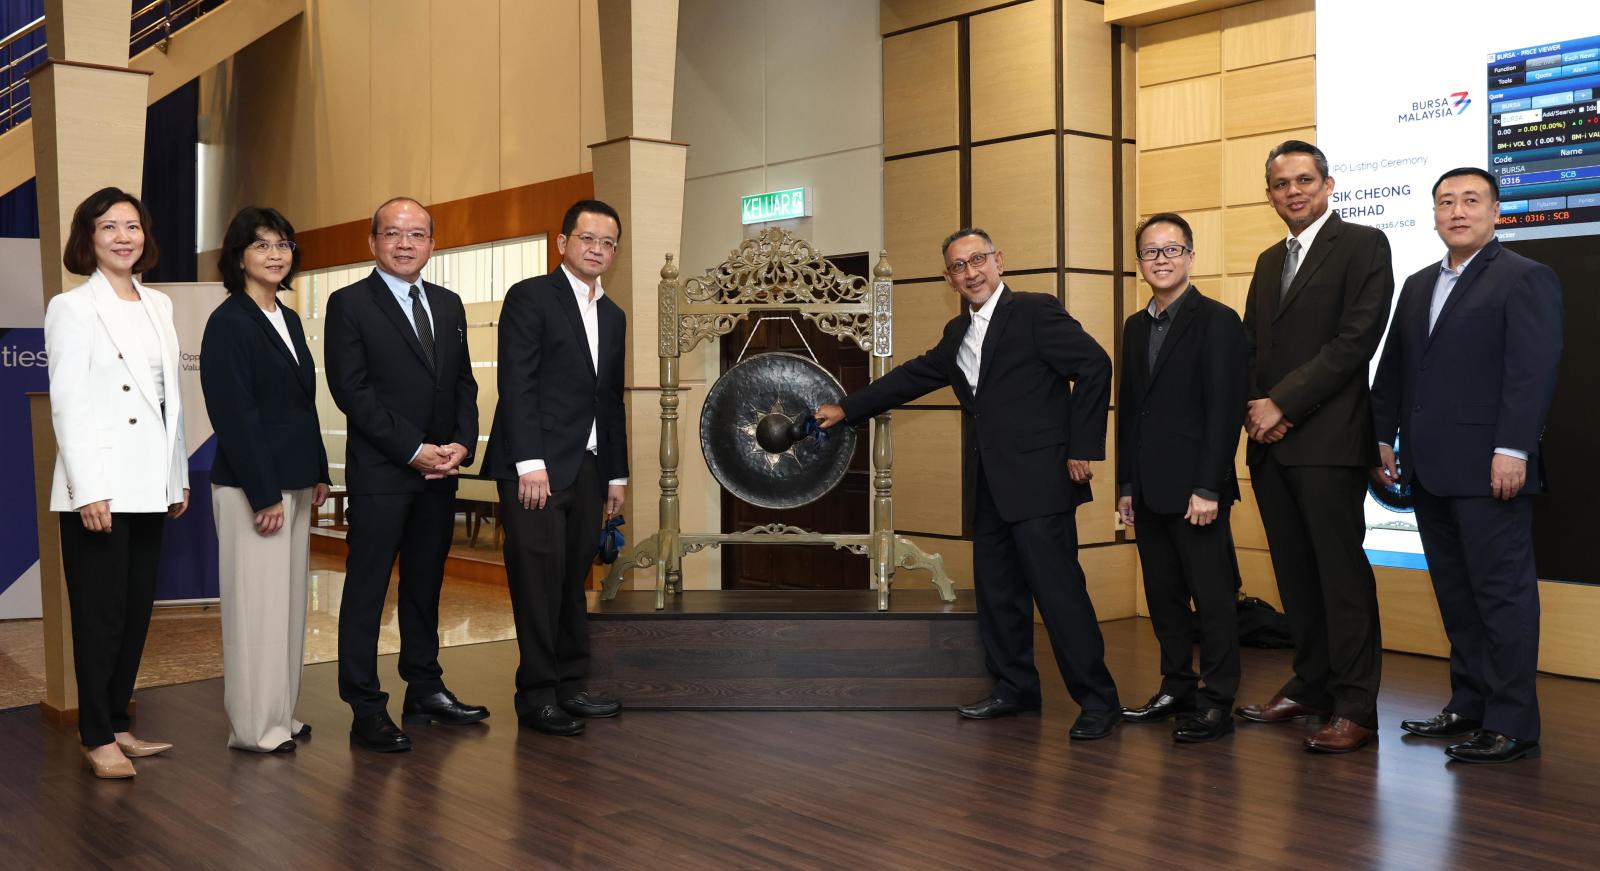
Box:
[375,266,426,300]
[561,264,605,304]
[1440,245,1483,277]
[1286,206,1334,254]
[1145,285,1192,319]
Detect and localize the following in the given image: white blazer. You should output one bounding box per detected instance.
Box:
[46,270,189,513]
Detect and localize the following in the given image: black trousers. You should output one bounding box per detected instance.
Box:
[1411,478,1540,740]
[1250,455,1381,727]
[972,464,1119,713]
[58,511,165,747]
[499,453,602,716]
[1133,498,1241,710]
[337,488,455,717]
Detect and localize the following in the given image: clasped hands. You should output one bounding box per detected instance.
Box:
[1246,397,1292,444]
[410,442,470,480]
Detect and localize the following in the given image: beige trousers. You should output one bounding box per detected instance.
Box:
[213,484,311,751]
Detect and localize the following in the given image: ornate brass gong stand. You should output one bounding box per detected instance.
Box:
[599,228,955,610]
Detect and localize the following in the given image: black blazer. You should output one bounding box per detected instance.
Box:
[200,293,331,512]
[324,270,478,495]
[840,287,1111,525]
[482,268,629,490]
[1116,288,1247,514]
[1243,212,1394,468]
[1370,240,1563,498]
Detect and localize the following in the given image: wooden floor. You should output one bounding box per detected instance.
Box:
[3,618,1598,870]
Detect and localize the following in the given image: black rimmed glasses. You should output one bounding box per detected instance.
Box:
[945,250,996,276]
[1136,244,1192,262]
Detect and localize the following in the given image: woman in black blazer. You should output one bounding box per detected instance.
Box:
[200,207,330,753]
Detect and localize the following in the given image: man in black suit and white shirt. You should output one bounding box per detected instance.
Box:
[1372,168,1562,764]
[1115,212,1248,743]
[325,197,486,752]
[816,228,1121,740]
[1234,141,1394,754]
[482,199,628,736]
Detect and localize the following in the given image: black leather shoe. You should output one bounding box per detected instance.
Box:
[292,723,312,738]
[349,712,412,753]
[1069,710,1119,740]
[1173,708,1235,743]
[519,705,585,737]
[1401,710,1482,739]
[957,696,1039,720]
[270,740,297,753]
[1121,693,1195,723]
[1446,730,1540,764]
[560,692,621,719]
[402,690,490,726]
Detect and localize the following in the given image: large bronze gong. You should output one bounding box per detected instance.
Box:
[700,352,856,510]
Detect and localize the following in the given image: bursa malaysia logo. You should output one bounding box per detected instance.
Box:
[1398,91,1471,123]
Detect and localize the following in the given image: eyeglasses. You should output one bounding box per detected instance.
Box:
[945,250,996,276]
[248,240,297,254]
[1136,244,1192,261]
[571,232,618,252]
[377,229,431,244]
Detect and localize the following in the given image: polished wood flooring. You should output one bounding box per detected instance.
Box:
[3,618,1598,870]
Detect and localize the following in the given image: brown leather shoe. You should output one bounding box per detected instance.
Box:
[1235,695,1332,724]
[1304,717,1376,753]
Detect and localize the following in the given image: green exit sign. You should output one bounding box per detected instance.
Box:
[741,188,810,224]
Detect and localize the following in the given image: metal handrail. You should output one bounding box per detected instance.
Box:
[0,17,43,53]
[1,16,45,134]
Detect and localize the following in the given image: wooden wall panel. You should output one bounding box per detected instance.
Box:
[1066,273,1117,363]
[501,0,583,188]
[1122,142,1139,263]
[369,0,433,208]
[1120,31,1138,140]
[970,0,1057,141]
[1223,126,1314,206]
[885,151,962,280]
[1178,207,1223,278]
[1137,141,1223,214]
[1235,546,1279,608]
[971,135,1057,271]
[883,23,960,156]
[1135,76,1221,150]
[1222,203,1281,275]
[1221,0,1314,70]
[1065,135,1115,272]
[894,281,961,406]
[1082,544,1138,619]
[892,409,965,537]
[307,0,373,232]
[1078,408,1118,545]
[1219,274,1251,315]
[881,0,996,34]
[1230,485,1267,549]
[1063,0,1114,137]
[1134,11,1220,86]
[1221,57,1315,138]
[999,272,1057,298]
[430,0,501,204]
[1374,566,1449,657]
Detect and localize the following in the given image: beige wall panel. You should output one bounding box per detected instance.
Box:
[1221,0,1314,71]
[1224,126,1314,206]
[673,0,765,179]
[883,23,960,157]
[765,147,886,261]
[1374,566,1448,657]
[1234,425,1248,482]
[1064,135,1115,272]
[885,151,960,280]
[893,281,961,407]
[881,0,995,34]
[1063,0,1114,137]
[1223,203,1282,274]
[1230,484,1267,549]
[1120,31,1137,140]
[970,0,1057,141]
[892,409,965,537]
[1222,57,1315,138]
[904,536,972,588]
[1218,274,1251,315]
[1066,273,1116,363]
[309,0,373,230]
[1149,207,1222,277]
[766,1,882,164]
[1135,11,1220,86]
[1077,409,1117,545]
[1121,142,1138,261]
[680,167,769,277]
[1123,275,1140,338]
[501,0,583,189]
[580,0,603,174]
[430,1,501,204]
[971,135,1057,271]
[1000,271,1058,298]
[1536,581,1600,679]
[1081,544,1138,620]
[1235,546,1279,608]
[1137,141,1222,215]
[1135,75,1220,150]
[369,1,433,206]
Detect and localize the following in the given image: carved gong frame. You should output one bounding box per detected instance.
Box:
[599,227,955,610]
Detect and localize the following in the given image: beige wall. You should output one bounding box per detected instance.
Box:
[197,0,605,246]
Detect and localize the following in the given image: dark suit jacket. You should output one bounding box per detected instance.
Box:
[324,270,478,495]
[1243,212,1393,468]
[200,293,331,512]
[1370,240,1562,498]
[1116,288,1248,514]
[840,286,1110,525]
[482,268,628,490]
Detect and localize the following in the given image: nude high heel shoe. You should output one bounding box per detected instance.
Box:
[115,735,173,757]
[83,746,136,779]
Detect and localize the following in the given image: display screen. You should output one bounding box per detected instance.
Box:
[1489,35,1600,240]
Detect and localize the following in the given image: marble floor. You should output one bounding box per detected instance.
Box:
[0,549,518,712]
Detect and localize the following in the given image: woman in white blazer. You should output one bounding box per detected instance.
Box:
[45,187,189,779]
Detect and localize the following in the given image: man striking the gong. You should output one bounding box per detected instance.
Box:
[816,228,1121,740]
